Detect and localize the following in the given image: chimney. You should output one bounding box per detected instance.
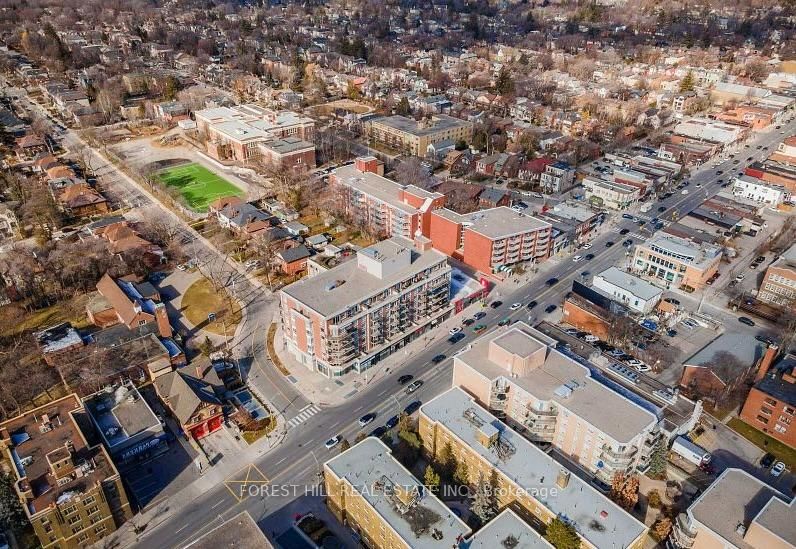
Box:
[755,345,779,382]
[556,469,571,489]
[154,303,173,338]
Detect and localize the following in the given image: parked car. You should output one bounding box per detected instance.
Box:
[490,300,503,309]
[449,327,462,336]
[325,435,342,449]
[623,239,633,247]
[771,461,786,477]
[545,277,559,286]
[544,304,557,314]
[583,334,599,343]
[448,332,465,344]
[582,242,592,249]
[406,380,424,393]
[473,324,487,333]
[572,255,583,262]
[619,228,630,235]
[462,318,475,327]
[526,301,538,309]
[738,316,756,327]
[473,311,487,320]
[564,328,579,335]
[385,416,399,429]
[244,259,260,269]
[667,329,678,337]
[498,318,511,326]
[404,401,422,415]
[358,413,377,427]
[398,374,414,385]
[735,274,745,282]
[431,354,446,364]
[369,426,387,438]
[605,241,614,247]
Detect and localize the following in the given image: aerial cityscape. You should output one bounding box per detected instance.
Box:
[0,1,796,548]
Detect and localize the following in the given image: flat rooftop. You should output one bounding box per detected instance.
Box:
[688,468,794,548]
[281,236,449,318]
[83,382,160,449]
[333,164,421,215]
[685,332,767,370]
[325,438,469,548]
[434,206,550,240]
[595,267,662,301]
[583,176,638,195]
[455,324,657,443]
[420,387,647,549]
[465,508,552,549]
[640,232,721,270]
[186,511,274,549]
[262,136,314,154]
[0,395,118,516]
[373,114,471,136]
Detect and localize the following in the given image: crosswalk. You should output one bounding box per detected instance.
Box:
[287,404,321,428]
[628,232,646,240]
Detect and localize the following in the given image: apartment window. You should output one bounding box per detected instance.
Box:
[774,424,787,434]
[784,406,795,415]
[94,525,108,535]
[761,406,774,415]
[764,397,778,406]
[77,534,89,543]
[82,496,96,506]
[756,415,769,424]
[86,505,99,515]
[68,515,82,525]
[780,415,793,425]
[63,506,77,515]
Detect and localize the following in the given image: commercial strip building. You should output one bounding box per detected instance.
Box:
[429,206,551,274]
[592,267,662,314]
[758,243,796,308]
[324,437,560,549]
[330,157,446,239]
[581,176,641,210]
[631,232,722,291]
[0,395,133,549]
[670,468,794,548]
[367,115,473,156]
[450,323,659,482]
[280,236,452,377]
[672,117,746,147]
[740,351,796,449]
[194,104,315,169]
[731,175,791,207]
[418,387,648,548]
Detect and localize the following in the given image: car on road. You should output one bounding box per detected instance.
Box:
[325,435,342,449]
[431,354,446,364]
[369,426,387,438]
[449,327,462,336]
[716,170,723,174]
[584,253,595,260]
[398,374,414,385]
[755,256,766,263]
[622,213,634,220]
[608,349,624,357]
[510,302,522,311]
[176,263,188,271]
[681,189,689,195]
[771,461,786,477]
[623,239,633,247]
[404,401,422,415]
[572,255,583,262]
[582,242,592,249]
[385,416,399,429]
[406,380,424,393]
[244,259,260,269]
[735,274,745,282]
[544,304,557,314]
[473,324,487,333]
[619,228,630,235]
[462,318,475,327]
[628,360,650,372]
[657,206,667,212]
[738,316,756,327]
[526,300,538,309]
[695,183,702,188]
[490,300,503,309]
[761,453,776,468]
[358,413,377,427]
[605,241,614,247]
[498,318,511,326]
[473,311,487,320]
[545,277,559,286]
[448,332,465,344]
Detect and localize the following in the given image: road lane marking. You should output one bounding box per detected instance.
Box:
[211,499,225,510]
[175,524,190,534]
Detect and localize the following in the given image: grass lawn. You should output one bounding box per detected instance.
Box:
[0,296,91,338]
[727,417,796,469]
[181,278,242,336]
[154,162,245,212]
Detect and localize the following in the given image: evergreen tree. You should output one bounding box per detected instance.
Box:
[679,71,695,92]
[495,66,515,95]
[438,442,456,481]
[395,96,411,116]
[453,459,470,486]
[423,465,441,492]
[544,518,580,549]
[471,472,497,524]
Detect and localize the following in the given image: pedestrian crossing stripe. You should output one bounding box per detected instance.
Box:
[287,405,321,428]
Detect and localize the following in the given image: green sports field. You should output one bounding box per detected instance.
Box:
[153,162,245,212]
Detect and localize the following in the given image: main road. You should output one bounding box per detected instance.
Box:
[131,118,796,547]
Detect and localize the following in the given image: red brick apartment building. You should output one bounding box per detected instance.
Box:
[330,157,446,239]
[429,206,552,274]
[740,351,796,449]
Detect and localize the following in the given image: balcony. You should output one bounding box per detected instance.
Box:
[599,445,638,467]
[670,514,697,549]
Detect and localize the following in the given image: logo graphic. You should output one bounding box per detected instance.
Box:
[224,464,270,502]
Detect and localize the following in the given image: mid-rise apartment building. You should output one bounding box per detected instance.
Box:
[194,104,315,168]
[581,176,640,210]
[671,469,794,548]
[330,157,446,239]
[632,232,722,290]
[280,236,452,377]
[539,161,575,193]
[0,395,132,549]
[429,207,551,274]
[740,351,796,449]
[758,244,796,308]
[451,323,659,482]
[368,115,473,156]
[324,437,557,549]
[419,387,648,548]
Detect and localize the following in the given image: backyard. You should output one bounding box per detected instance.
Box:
[181,277,242,336]
[153,162,245,212]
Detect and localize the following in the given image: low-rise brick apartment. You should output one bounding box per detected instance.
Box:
[279,235,452,377]
[367,114,473,156]
[451,323,659,482]
[0,395,132,549]
[631,232,722,291]
[330,157,446,239]
[429,206,552,274]
[671,468,794,548]
[758,243,796,308]
[418,387,648,548]
[740,350,796,449]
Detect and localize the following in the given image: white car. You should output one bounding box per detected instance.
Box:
[583,334,599,343]
[631,362,651,372]
[695,183,702,188]
[325,435,342,449]
[510,303,522,311]
[449,326,462,336]
[681,189,689,195]
[771,461,786,477]
[572,255,583,262]
[735,274,745,282]
[582,243,592,249]
[564,328,579,335]
[511,205,523,213]
[244,259,260,269]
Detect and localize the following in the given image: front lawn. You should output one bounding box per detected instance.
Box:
[727,417,796,469]
[181,277,241,336]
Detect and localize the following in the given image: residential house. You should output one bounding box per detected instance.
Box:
[276,245,311,275]
[154,370,224,440]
